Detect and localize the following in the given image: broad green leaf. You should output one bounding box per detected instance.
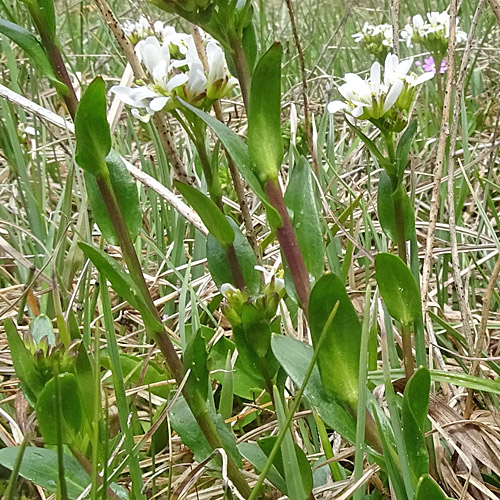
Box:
[4,319,44,405]
[85,149,142,244]
[308,274,362,409]
[178,99,281,229]
[74,77,111,178]
[377,173,415,242]
[271,334,356,443]
[210,335,266,399]
[101,352,171,400]
[414,474,448,500]
[78,242,161,331]
[30,314,56,347]
[375,253,421,325]
[35,373,83,444]
[169,396,242,466]
[174,180,234,248]
[183,326,209,400]
[248,42,283,183]
[238,442,287,493]
[241,303,271,358]
[22,0,56,40]
[402,367,430,485]
[273,387,313,500]
[206,217,260,293]
[0,19,67,93]
[242,23,257,74]
[396,121,418,185]
[0,447,129,500]
[284,156,324,279]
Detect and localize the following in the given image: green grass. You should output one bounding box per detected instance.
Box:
[1,0,500,498]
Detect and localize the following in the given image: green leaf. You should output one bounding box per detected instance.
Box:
[4,319,44,405]
[242,23,257,74]
[284,156,324,279]
[0,446,129,500]
[174,180,234,248]
[37,0,56,40]
[377,173,415,242]
[238,442,287,493]
[248,42,283,183]
[85,149,142,244]
[35,373,83,444]
[210,335,266,399]
[430,369,500,394]
[396,121,418,185]
[78,242,161,331]
[240,303,271,358]
[30,314,56,347]
[206,217,260,293]
[0,19,67,93]
[183,327,209,400]
[402,367,430,485]
[347,121,393,173]
[169,397,242,467]
[101,352,171,400]
[271,334,356,443]
[375,253,421,325]
[273,387,313,500]
[74,76,111,178]
[414,474,448,500]
[177,99,281,229]
[308,274,362,409]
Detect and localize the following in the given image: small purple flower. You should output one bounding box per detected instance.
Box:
[421,56,447,74]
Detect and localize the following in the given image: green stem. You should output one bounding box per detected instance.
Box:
[95,174,251,498]
[229,33,251,112]
[265,178,310,312]
[194,130,247,289]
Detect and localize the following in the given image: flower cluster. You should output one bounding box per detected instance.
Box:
[415,56,448,75]
[328,53,433,132]
[111,23,237,122]
[401,11,467,53]
[352,23,393,60]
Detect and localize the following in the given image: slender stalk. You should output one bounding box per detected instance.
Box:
[95,174,251,498]
[383,131,414,378]
[229,34,251,112]
[265,178,310,312]
[194,132,246,289]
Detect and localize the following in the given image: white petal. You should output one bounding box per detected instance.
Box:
[221,283,238,298]
[166,73,189,91]
[383,79,403,113]
[207,42,226,83]
[370,62,381,88]
[412,72,434,85]
[351,105,365,117]
[327,101,350,114]
[344,73,371,99]
[131,108,151,122]
[397,57,414,77]
[110,85,156,107]
[149,96,169,111]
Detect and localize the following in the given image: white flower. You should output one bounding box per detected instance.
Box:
[328,53,432,128]
[352,22,393,48]
[221,283,238,298]
[254,266,285,295]
[206,42,238,99]
[400,11,467,49]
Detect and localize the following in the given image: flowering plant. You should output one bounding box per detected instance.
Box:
[352,22,393,61]
[328,53,433,132]
[110,27,237,122]
[401,11,467,54]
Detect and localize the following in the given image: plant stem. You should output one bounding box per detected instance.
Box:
[229,34,251,112]
[95,174,251,498]
[265,178,310,312]
[194,131,247,289]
